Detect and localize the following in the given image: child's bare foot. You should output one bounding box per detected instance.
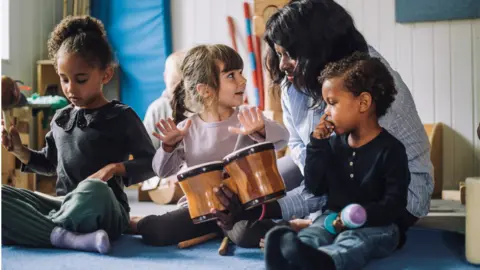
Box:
[126,216,144,234]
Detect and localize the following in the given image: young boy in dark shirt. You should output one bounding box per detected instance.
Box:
[264,52,411,270]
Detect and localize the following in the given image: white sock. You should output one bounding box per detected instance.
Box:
[50,227,111,254]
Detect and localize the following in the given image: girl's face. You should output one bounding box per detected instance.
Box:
[57,52,113,108]
[274,44,297,82]
[215,62,246,109]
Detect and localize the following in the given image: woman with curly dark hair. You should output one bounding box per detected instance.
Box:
[1,15,155,254]
[265,52,410,270]
[213,0,433,254]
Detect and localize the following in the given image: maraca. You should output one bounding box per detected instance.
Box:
[2,76,19,129]
[324,204,367,235]
[2,76,29,129]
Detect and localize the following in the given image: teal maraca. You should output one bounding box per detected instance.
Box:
[324,204,367,235]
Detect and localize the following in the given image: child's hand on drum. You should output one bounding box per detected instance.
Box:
[312,114,334,139]
[289,218,312,232]
[211,184,243,230]
[153,118,192,152]
[228,107,266,137]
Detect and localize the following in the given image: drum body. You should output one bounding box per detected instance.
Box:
[177,161,225,224]
[223,142,286,210]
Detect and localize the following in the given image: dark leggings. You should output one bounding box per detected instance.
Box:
[138,156,303,247]
[137,207,278,247]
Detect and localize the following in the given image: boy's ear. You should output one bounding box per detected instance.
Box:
[101,66,114,85]
[358,92,372,113]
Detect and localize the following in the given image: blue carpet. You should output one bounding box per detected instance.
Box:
[2,228,479,269]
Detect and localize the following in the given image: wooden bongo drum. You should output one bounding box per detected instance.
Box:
[223,142,286,210]
[177,161,225,224]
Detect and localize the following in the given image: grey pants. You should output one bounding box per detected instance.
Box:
[299,214,400,270]
[2,179,129,247]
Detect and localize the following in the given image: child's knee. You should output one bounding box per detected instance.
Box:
[78,179,109,192]
[335,229,368,244]
[227,220,269,248]
[228,221,256,248]
[60,180,114,218]
[297,226,333,248]
[137,215,180,246]
[77,179,113,201]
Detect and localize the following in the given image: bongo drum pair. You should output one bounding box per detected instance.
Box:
[177,142,286,224]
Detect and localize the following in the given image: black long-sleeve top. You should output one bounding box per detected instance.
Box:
[304,128,411,228]
[21,100,156,212]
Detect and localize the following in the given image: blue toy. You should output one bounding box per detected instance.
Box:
[324,204,367,235]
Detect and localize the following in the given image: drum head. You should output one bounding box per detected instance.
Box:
[223,141,275,165]
[177,161,224,182]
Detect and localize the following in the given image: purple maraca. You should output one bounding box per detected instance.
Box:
[340,204,367,229]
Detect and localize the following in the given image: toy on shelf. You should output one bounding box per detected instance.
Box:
[227,16,238,52]
[2,76,29,109]
[243,2,263,109]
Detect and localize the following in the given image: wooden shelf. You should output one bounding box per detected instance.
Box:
[37,60,60,96]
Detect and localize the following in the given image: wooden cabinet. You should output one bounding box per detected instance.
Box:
[252,0,289,114]
[37,60,60,96]
[1,107,37,190]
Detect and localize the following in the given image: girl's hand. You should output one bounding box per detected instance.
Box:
[153,118,192,151]
[228,107,266,136]
[312,114,334,139]
[1,120,24,153]
[88,163,124,182]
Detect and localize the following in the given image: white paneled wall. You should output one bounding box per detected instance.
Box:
[335,0,480,189]
[171,0,256,104]
[169,0,480,189]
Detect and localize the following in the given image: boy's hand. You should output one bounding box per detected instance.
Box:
[228,107,266,137]
[211,184,243,230]
[153,118,191,151]
[332,214,345,233]
[312,114,334,139]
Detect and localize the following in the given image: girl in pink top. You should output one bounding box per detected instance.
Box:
[152,44,289,177]
[131,44,289,246]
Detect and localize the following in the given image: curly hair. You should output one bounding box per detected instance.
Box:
[47,15,114,69]
[318,52,397,118]
[264,0,368,106]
